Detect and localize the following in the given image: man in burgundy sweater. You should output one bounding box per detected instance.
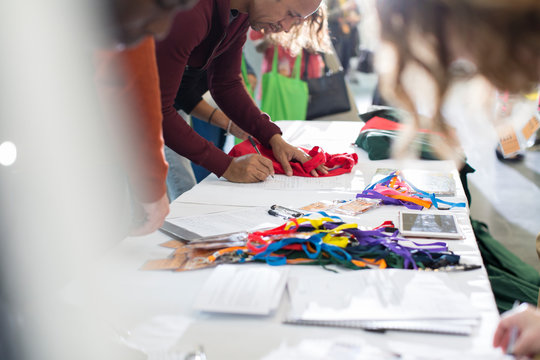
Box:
[156,0,328,183]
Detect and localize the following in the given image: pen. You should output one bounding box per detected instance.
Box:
[268,209,290,220]
[506,300,520,355]
[248,136,274,179]
[248,135,261,155]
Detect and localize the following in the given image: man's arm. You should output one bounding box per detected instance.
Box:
[208,28,282,147]
[156,10,234,177]
[208,26,328,177]
[94,37,170,236]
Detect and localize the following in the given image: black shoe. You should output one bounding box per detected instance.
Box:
[495,148,525,162]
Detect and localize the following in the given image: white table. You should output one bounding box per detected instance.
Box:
[88,121,502,359]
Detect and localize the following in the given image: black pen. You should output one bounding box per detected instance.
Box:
[248,135,261,156]
[248,136,274,178]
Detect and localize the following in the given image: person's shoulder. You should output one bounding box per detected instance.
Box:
[172,0,214,30]
[163,0,215,46]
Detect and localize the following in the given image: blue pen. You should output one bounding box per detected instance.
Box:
[506,300,520,355]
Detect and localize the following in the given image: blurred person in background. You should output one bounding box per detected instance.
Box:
[0,0,196,359]
[327,0,361,76]
[249,5,331,81]
[375,0,539,355]
[375,0,539,159]
[96,0,199,236]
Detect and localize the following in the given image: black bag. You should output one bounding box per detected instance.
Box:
[304,52,351,120]
[357,49,374,73]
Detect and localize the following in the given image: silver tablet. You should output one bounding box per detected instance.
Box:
[399,211,463,239]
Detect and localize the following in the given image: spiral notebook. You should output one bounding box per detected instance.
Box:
[284,269,480,335]
[283,318,477,335]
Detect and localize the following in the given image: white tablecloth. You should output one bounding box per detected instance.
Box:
[83,121,502,359]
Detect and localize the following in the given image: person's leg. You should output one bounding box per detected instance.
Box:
[164,146,197,202]
[190,116,226,182]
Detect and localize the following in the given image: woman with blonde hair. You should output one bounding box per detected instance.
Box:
[250,4,332,81]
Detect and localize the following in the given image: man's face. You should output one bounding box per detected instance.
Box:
[108,0,198,47]
[248,0,321,34]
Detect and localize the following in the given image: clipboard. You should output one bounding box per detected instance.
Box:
[159,220,201,242]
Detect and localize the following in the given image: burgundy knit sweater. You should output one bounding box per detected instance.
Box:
[155,0,282,176]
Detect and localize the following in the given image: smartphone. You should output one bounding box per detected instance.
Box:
[399,211,463,239]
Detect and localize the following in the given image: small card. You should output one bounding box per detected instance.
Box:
[521,116,540,141]
[141,254,187,271]
[300,200,342,212]
[333,198,380,216]
[497,124,521,156]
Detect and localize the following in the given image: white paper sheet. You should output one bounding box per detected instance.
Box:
[261,337,510,360]
[179,186,358,207]
[215,171,364,191]
[178,174,360,207]
[167,207,285,237]
[287,269,480,322]
[194,264,289,315]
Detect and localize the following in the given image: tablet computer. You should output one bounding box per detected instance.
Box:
[399,211,463,239]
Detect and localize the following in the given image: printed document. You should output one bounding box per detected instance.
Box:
[194,264,289,315]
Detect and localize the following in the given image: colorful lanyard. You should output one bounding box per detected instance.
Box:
[361,171,466,210]
[246,215,450,269]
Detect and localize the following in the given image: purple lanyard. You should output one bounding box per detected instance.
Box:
[321,223,448,269]
[357,190,424,210]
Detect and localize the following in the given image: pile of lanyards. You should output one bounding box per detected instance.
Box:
[357,170,466,210]
[202,215,459,270]
[199,171,468,271]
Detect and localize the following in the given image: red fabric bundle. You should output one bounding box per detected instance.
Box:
[228,139,358,177]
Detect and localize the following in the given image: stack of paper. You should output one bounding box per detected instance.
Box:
[194,264,289,315]
[166,207,285,238]
[285,269,480,335]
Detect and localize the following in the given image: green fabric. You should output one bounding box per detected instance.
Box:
[472,219,540,313]
[355,130,440,161]
[260,47,308,121]
[355,108,444,161]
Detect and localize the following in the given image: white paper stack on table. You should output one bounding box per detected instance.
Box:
[285,269,480,335]
[194,264,289,315]
[166,207,285,239]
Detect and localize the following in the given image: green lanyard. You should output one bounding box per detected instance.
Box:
[241,55,254,98]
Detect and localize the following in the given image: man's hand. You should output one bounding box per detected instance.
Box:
[268,134,328,177]
[129,192,170,236]
[222,154,274,182]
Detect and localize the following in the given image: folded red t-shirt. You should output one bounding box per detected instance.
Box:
[228,140,358,177]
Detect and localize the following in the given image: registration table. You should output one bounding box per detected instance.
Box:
[91,121,503,359]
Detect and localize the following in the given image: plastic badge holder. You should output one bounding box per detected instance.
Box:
[333,198,381,216]
[300,200,345,212]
